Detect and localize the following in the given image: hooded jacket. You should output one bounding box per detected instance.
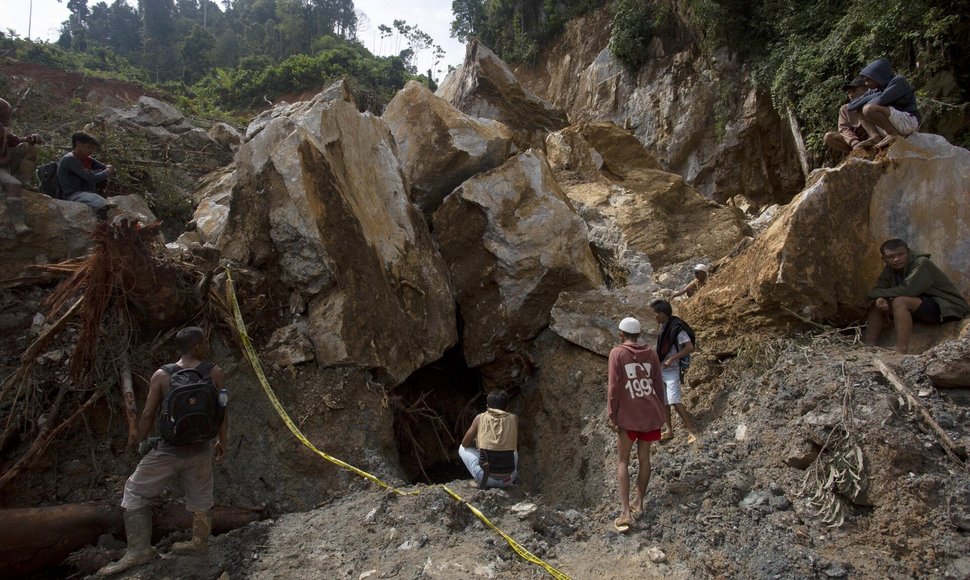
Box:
[867,251,970,321]
[847,58,920,122]
[607,341,666,432]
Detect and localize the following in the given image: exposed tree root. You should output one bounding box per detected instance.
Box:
[0,218,208,491]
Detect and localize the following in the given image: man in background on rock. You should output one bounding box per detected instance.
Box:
[56,132,115,219]
[0,97,43,234]
[651,300,700,444]
[607,317,665,532]
[671,263,710,300]
[99,327,228,576]
[823,77,870,153]
[864,239,969,353]
[459,389,518,489]
[847,58,920,149]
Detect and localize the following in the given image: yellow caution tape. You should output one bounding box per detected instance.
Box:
[224,269,572,580]
[225,270,417,496]
[441,485,573,580]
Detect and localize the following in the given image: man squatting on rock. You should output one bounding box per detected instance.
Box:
[57,132,116,219]
[823,76,870,154]
[0,97,43,234]
[99,327,228,576]
[863,239,970,354]
[607,317,666,531]
[847,57,921,150]
[459,389,519,489]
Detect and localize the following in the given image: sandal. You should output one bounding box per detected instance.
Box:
[614,518,631,533]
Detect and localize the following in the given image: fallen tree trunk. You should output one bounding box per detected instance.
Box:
[0,502,268,577]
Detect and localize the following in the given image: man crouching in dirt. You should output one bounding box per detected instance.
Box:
[607,317,666,532]
[459,389,518,489]
[99,327,228,576]
[864,239,969,353]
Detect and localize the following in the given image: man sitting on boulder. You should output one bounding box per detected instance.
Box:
[56,132,115,219]
[823,77,870,153]
[847,58,920,149]
[0,97,43,234]
[864,239,969,354]
[459,389,518,489]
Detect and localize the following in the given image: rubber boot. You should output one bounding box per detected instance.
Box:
[172,511,211,555]
[97,507,156,576]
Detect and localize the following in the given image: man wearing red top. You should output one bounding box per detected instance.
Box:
[607,317,666,531]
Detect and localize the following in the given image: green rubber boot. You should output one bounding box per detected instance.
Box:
[97,507,156,576]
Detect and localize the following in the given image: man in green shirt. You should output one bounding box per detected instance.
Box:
[864,239,969,353]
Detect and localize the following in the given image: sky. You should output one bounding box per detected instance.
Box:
[0,0,467,75]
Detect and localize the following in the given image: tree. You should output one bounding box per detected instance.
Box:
[450,0,484,42]
[66,0,90,51]
[140,0,179,81]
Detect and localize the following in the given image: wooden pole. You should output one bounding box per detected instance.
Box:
[119,351,139,448]
[874,358,966,463]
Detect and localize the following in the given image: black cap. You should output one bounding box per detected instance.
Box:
[843,76,866,90]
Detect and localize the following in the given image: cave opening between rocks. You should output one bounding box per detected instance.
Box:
[391,346,486,484]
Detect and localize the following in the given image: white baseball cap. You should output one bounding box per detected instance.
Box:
[693,263,710,272]
[618,317,641,334]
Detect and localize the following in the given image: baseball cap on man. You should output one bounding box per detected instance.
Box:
[843,76,866,90]
[618,317,641,334]
[693,263,710,273]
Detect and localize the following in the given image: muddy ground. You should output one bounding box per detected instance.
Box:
[27,331,965,580]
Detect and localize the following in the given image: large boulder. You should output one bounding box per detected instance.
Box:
[383,81,513,216]
[1,191,156,274]
[432,149,604,387]
[218,81,457,385]
[436,39,570,152]
[546,121,751,287]
[172,166,236,251]
[512,8,804,205]
[550,288,660,357]
[100,96,234,164]
[681,134,970,350]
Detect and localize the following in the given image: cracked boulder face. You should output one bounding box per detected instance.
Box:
[436,39,570,152]
[383,81,513,216]
[218,81,457,386]
[432,149,604,388]
[682,134,970,351]
[546,121,751,287]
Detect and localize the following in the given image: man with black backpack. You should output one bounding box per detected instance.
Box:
[650,300,700,444]
[99,327,228,576]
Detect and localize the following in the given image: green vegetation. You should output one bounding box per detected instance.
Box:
[451,0,603,65]
[457,0,966,151]
[3,0,445,115]
[608,0,670,72]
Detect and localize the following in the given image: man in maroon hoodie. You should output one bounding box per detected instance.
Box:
[607,317,666,531]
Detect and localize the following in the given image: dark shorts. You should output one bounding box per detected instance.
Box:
[912,296,942,325]
[626,429,662,442]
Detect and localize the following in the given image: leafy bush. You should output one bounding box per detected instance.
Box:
[609,0,666,72]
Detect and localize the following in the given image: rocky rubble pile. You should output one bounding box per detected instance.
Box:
[3,34,970,580]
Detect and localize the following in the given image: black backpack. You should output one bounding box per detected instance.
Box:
[36,162,62,199]
[659,316,698,371]
[158,362,224,446]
